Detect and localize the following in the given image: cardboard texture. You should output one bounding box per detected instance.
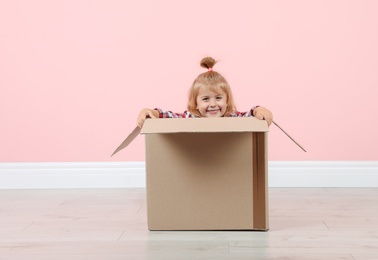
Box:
[140,117,269,231]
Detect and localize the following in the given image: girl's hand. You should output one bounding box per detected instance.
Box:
[137,108,159,128]
[253,106,273,126]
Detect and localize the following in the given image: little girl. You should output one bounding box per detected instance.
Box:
[137,57,273,128]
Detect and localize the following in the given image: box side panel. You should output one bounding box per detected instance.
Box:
[252,132,269,230]
[145,133,254,230]
[264,133,269,229]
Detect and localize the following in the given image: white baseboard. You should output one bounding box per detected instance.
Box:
[0,162,145,189]
[268,161,378,187]
[0,161,377,189]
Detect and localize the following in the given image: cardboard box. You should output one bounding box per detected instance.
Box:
[140,117,269,231]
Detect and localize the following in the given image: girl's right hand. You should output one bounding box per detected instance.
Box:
[137,108,158,128]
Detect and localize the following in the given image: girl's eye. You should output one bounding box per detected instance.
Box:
[216,96,223,100]
[202,97,209,101]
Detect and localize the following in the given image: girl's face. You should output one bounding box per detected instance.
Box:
[196,88,228,117]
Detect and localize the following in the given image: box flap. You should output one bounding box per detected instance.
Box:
[111,126,141,157]
[141,117,269,134]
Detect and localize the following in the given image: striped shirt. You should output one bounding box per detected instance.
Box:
[155,107,257,118]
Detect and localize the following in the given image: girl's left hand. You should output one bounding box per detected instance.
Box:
[253,106,273,126]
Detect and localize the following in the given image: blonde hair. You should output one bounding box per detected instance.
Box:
[187,57,236,117]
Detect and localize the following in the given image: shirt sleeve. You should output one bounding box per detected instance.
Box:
[154,108,195,118]
[229,106,259,117]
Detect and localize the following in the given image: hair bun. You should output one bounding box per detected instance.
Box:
[200,57,216,70]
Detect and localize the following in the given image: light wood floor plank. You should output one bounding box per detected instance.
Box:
[0,188,377,259]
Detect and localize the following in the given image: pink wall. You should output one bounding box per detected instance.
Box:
[1,0,377,162]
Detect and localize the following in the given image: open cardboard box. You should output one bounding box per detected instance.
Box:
[114,117,269,231]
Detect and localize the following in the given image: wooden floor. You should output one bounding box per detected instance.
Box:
[0,188,378,260]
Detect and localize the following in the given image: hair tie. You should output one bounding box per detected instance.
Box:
[208,68,213,71]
